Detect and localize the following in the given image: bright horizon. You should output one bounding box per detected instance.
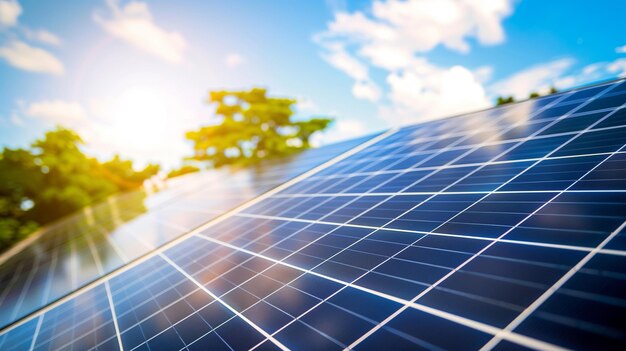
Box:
[0,0,625,168]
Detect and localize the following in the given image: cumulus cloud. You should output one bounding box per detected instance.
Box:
[0,0,21,27]
[616,45,626,54]
[0,40,64,74]
[383,63,489,124]
[94,0,187,63]
[323,0,514,68]
[316,0,513,124]
[26,100,87,124]
[224,53,246,67]
[490,58,574,99]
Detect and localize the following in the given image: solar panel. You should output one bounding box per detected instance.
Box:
[1,79,625,350]
[0,135,372,331]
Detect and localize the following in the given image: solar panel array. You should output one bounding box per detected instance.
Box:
[1,79,626,350]
[0,136,372,330]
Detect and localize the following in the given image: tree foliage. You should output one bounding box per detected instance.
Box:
[186,88,332,168]
[0,127,159,251]
[495,86,559,106]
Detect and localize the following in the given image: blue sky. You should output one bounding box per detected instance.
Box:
[0,0,625,168]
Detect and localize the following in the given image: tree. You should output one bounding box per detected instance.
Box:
[496,96,515,106]
[186,88,332,168]
[0,127,159,251]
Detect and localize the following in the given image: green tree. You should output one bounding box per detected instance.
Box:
[186,88,332,168]
[496,96,515,106]
[0,127,159,251]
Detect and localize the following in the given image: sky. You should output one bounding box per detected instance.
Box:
[0,0,625,168]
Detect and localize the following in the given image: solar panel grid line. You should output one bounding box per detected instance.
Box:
[233,210,626,259]
[0,127,396,338]
[159,253,291,351]
[346,82,622,350]
[27,315,42,351]
[104,281,124,351]
[193,233,564,351]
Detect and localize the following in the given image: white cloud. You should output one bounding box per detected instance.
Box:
[316,0,514,124]
[324,0,514,69]
[24,29,62,46]
[224,53,246,67]
[94,0,187,63]
[383,63,489,124]
[616,45,626,54]
[26,100,87,125]
[0,40,64,75]
[490,58,574,99]
[0,0,21,27]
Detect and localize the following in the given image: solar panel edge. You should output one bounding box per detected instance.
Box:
[0,127,398,338]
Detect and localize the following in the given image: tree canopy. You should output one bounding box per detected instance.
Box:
[0,127,159,251]
[185,88,332,168]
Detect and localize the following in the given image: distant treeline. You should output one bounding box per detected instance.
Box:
[496,87,558,106]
